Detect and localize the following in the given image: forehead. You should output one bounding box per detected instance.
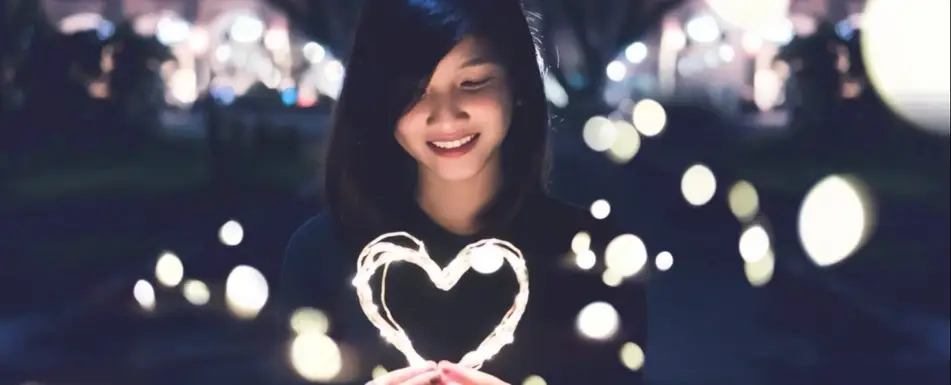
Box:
[437,36,498,66]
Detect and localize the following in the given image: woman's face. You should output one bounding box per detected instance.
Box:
[395,37,512,182]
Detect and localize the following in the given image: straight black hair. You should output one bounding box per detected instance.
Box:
[324,0,550,243]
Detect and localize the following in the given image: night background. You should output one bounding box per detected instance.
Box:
[1,0,949,384]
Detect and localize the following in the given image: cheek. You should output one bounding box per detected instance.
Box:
[395,112,428,148]
[467,94,512,133]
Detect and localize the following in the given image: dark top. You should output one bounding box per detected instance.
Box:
[279,193,647,384]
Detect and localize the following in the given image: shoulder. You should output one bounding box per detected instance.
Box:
[278,210,352,309]
[285,210,338,258]
[281,210,348,287]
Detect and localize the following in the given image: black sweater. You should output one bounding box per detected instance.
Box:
[278,194,647,384]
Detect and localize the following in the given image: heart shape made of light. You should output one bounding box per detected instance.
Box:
[352,232,530,369]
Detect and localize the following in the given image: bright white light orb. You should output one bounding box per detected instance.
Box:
[290,331,343,382]
[225,265,269,318]
[605,234,649,278]
[798,175,874,267]
[862,0,950,135]
[133,279,156,310]
[576,301,620,340]
[219,220,244,246]
[182,279,210,306]
[681,164,717,206]
[155,251,184,288]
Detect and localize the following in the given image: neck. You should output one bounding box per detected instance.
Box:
[416,159,501,236]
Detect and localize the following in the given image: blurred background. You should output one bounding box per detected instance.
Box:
[1,0,948,384]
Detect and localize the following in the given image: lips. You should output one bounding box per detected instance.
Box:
[426,133,480,158]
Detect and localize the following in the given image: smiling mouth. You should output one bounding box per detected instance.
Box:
[426,133,480,157]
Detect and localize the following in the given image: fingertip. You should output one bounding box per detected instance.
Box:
[404,369,442,385]
[409,361,434,371]
[425,370,443,385]
[438,362,462,380]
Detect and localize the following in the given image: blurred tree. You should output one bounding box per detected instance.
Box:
[0,0,60,195]
[0,1,29,114]
[532,0,684,114]
[0,0,57,126]
[268,0,361,56]
[777,20,844,139]
[105,21,174,148]
[267,0,684,117]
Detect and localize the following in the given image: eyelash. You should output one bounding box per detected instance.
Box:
[461,77,493,90]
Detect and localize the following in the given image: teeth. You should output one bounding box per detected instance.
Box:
[431,134,475,149]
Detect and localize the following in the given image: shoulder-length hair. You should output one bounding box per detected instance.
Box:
[324,0,550,242]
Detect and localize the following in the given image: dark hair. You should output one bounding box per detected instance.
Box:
[324,0,550,241]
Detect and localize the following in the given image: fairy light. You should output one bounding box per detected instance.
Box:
[352,232,530,370]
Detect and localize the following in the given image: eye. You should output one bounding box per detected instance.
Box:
[460,77,494,91]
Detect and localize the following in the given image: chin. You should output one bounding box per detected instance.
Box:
[430,163,486,182]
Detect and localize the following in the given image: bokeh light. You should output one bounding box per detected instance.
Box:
[604,234,649,278]
[575,249,597,270]
[576,301,620,340]
[370,365,390,380]
[522,374,548,385]
[738,224,771,263]
[590,199,612,219]
[862,0,951,135]
[182,279,210,306]
[155,251,184,288]
[625,42,648,63]
[753,69,785,112]
[798,175,875,267]
[290,331,343,382]
[619,341,645,371]
[631,99,667,137]
[654,251,674,271]
[303,42,327,62]
[707,0,790,32]
[133,280,156,311]
[728,181,760,221]
[583,116,616,152]
[371,365,388,379]
[219,220,244,246]
[744,249,775,287]
[571,231,592,253]
[602,269,623,287]
[291,307,331,335]
[681,164,717,206]
[225,265,269,319]
[684,15,721,44]
[606,60,628,82]
[607,120,642,164]
[229,14,265,43]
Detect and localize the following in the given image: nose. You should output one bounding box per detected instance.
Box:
[425,92,469,129]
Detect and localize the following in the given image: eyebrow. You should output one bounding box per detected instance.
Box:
[460,56,497,69]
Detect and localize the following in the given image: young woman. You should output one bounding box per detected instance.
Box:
[279,0,647,384]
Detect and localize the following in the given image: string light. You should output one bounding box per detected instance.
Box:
[352,232,530,370]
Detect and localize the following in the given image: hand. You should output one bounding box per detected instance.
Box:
[438,361,509,385]
[368,361,442,385]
